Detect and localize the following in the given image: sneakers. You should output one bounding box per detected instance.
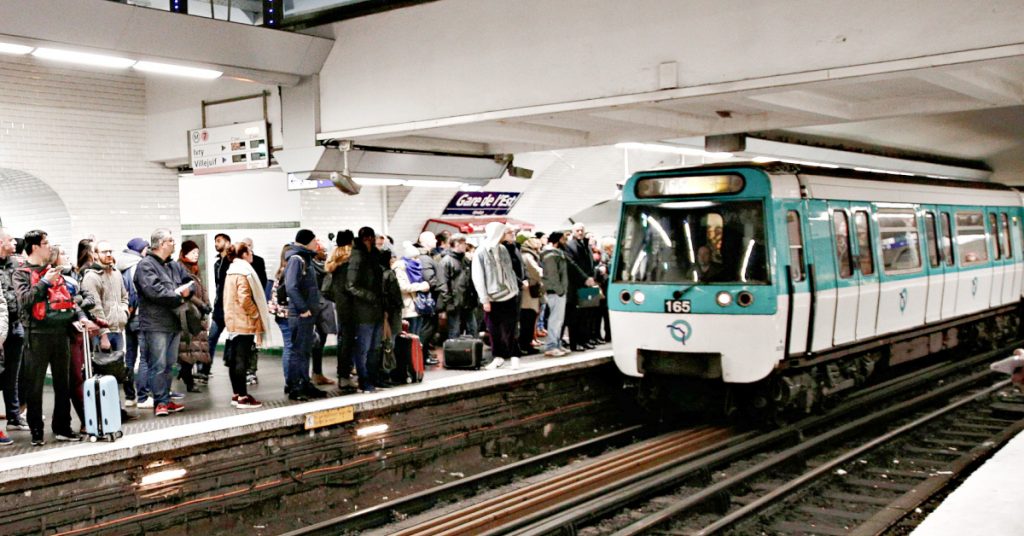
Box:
[30,433,44,446]
[7,418,30,431]
[123,398,136,408]
[136,397,154,409]
[170,392,185,400]
[304,385,328,399]
[235,395,263,409]
[288,392,310,402]
[358,385,377,394]
[246,373,259,386]
[0,431,12,446]
[484,357,505,370]
[231,394,239,407]
[166,401,185,413]
[55,431,83,442]
[154,403,169,417]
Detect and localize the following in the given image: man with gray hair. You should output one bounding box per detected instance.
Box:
[437,233,478,339]
[134,229,191,417]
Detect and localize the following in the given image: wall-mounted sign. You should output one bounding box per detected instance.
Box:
[443,191,522,216]
[189,121,270,175]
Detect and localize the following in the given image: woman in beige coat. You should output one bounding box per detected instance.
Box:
[518,237,545,355]
[223,242,274,409]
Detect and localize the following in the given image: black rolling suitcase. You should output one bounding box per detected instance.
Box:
[443,336,484,369]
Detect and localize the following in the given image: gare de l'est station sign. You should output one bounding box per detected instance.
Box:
[443,191,522,216]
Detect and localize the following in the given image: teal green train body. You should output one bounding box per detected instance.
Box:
[609,162,1022,412]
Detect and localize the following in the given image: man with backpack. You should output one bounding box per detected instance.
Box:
[283,229,327,401]
[13,230,98,446]
[119,238,148,407]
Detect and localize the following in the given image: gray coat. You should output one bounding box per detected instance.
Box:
[541,248,570,297]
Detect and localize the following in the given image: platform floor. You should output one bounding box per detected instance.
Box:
[912,428,1024,536]
[0,344,613,481]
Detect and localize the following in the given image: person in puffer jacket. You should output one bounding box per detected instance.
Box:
[173,241,211,393]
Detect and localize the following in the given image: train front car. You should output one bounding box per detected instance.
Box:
[610,165,787,416]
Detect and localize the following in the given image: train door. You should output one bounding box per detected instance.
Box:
[806,199,838,353]
[938,210,958,320]
[851,206,880,340]
[1012,212,1024,299]
[829,202,858,345]
[987,210,1005,307]
[953,210,991,315]
[999,212,1015,304]
[781,202,810,356]
[875,205,928,336]
[922,208,944,323]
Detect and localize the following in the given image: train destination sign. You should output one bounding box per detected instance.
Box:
[189,121,270,175]
[443,191,522,216]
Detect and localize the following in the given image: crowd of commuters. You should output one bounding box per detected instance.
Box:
[0,221,614,446]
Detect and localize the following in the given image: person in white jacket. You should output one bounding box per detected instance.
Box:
[394,242,431,336]
[471,222,521,369]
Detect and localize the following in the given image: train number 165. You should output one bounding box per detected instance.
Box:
[664,300,691,313]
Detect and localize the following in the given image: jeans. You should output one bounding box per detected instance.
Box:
[406,316,423,340]
[1,332,24,419]
[276,317,292,385]
[23,331,72,435]
[286,316,315,392]
[141,331,181,406]
[545,293,567,351]
[225,335,254,397]
[353,323,382,390]
[202,319,223,376]
[446,308,479,339]
[125,327,148,401]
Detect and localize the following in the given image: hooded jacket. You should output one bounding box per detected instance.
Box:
[471,222,519,305]
[116,248,143,273]
[283,243,321,317]
[345,243,383,325]
[80,262,129,334]
[134,252,186,333]
[437,249,474,312]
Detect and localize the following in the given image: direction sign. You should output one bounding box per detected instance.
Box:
[189,121,270,175]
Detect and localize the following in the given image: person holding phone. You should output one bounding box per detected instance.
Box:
[12,230,97,446]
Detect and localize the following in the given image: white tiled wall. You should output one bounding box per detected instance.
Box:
[0,55,180,250]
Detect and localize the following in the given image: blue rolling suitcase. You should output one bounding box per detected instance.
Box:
[80,325,123,442]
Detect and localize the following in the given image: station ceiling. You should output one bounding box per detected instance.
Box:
[343,52,1024,183]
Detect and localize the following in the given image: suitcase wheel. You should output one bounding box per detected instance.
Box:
[115,431,123,440]
[89,435,98,443]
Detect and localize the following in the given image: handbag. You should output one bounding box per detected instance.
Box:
[380,338,396,372]
[576,287,602,308]
[528,283,541,299]
[92,349,127,382]
[414,292,436,316]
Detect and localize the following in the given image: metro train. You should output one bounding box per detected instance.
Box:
[608,162,1023,417]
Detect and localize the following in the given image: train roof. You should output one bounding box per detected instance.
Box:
[631,161,1013,192]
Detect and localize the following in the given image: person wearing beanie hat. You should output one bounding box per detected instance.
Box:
[336,230,354,248]
[173,239,211,394]
[281,229,327,401]
[540,231,572,357]
[295,229,316,247]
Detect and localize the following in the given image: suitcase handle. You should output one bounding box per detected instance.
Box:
[74,322,94,378]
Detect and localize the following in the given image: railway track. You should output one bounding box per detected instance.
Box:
[285,343,1023,536]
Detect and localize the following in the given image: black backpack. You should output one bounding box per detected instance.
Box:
[275,256,307,308]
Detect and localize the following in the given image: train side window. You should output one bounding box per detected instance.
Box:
[924,212,940,268]
[786,210,805,282]
[854,211,874,275]
[833,211,853,279]
[1000,213,1012,259]
[878,208,922,274]
[989,213,1001,260]
[941,212,954,266]
[956,211,989,266]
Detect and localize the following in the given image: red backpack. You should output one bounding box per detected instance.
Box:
[25,268,76,322]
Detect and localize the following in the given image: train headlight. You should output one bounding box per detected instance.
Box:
[715,291,733,307]
[619,290,632,304]
[633,291,646,305]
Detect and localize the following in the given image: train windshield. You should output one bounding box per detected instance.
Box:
[616,200,769,284]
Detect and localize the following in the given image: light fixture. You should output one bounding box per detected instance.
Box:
[353,177,405,187]
[716,292,733,307]
[32,47,136,69]
[615,142,733,159]
[134,61,222,79]
[0,42,33,55]
[355,423,389,437]
[632,290,646,305]
[404,179,466,189]
[139,468,187,486]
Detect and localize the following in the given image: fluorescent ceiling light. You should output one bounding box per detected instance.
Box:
[134,60,222,79]
[0,42,33,55]
[353,177,405,186]
[615,142,732,159]
[32,47,135,69]
[404,179,466,189]
[459,184,485,192]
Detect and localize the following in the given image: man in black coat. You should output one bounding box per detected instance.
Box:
[563,223,598,351]
[198,232,232,383]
